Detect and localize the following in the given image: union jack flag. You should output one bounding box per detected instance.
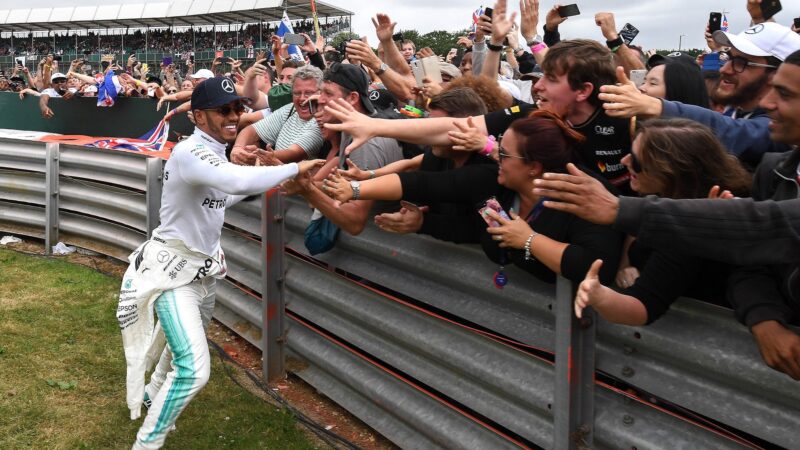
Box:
[89,117,170,153]
[472,6,484,35]
[721,14,729,32]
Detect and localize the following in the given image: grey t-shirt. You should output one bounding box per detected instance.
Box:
[342,133,405,215]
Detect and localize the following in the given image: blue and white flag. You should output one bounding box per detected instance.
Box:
[97,71,121,107]
[277,11,304,61]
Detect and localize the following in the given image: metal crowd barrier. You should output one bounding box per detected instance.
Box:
[0,140,797,449]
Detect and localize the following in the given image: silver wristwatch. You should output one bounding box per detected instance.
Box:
[350,180,361,200]
[526,34,543,47]
[375,62,389,75]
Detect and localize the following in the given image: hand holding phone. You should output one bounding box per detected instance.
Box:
[283,33,306,46]
[557,4,581,18]
[708,12,722,33]
[619,23,640,45]
[479,198,511,228]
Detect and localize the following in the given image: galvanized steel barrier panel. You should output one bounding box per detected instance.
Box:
[0,139,797,449]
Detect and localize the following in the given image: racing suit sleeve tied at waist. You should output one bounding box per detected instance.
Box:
[116,237,226,420]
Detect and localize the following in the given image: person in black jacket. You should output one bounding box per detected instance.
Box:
[322,110,622,286]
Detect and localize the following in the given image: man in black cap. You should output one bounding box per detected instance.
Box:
[293,62,405,237]
[117,77,322,450]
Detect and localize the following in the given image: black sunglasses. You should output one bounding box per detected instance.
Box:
[497,144,527,162]
[205,101,245,116]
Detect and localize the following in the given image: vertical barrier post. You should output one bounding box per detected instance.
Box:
[553,276,595,449]
[261,188,285,382]
[45,143,59,255]
[145,157,163,238]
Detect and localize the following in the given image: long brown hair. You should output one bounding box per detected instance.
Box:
[444,75,513,112]
[636,118,751,198]
[508,110,585,172]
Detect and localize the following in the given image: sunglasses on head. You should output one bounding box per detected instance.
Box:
[205,101,245,116]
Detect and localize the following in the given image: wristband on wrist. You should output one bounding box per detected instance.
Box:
[606,36,624,50]
[368,170,376,179]
[531,42,548,54]
[482,135,496,156]
[486,42,504,52]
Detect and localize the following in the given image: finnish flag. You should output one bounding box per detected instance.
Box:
[277,11,304,61]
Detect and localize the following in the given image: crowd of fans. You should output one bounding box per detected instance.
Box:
[0,18,350,56]
[3,0,800,382]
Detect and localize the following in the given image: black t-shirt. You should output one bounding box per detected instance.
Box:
[570,108,633,194]
[483,105,633,194]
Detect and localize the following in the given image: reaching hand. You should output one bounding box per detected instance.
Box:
[457,36,474,49]
[484,209,535,249]
[533,163,620,225]
[421,77,443,99]
[448,117,488,152]
[297,159,326,176]
[337,159,370,181]
[245,58,268,80]
[321,173,355,204]
[299,33,317,54]
[575,259,608,319]
[231,145,260,165]
[598,66,663,118]
[489,0,518,45]
[615,266,640,289]
[346,40,381,71]
[519,0,540,42]
[41,105,54,119]
[416,47,435,59]
[545,4,569,31]
[255,148,283,167]
[322,98,377,154]
[372,14,397,42]
[751,320,800,380]
[374,205,430,234]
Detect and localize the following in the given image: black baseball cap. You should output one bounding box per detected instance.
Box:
[324,62,376,115]
[191,76,245,110]
[646,52,698,70]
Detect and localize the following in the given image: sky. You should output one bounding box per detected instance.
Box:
[11,0,800,51]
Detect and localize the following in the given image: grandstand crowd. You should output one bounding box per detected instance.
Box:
[0,17,349,56]
[3,0,800,383]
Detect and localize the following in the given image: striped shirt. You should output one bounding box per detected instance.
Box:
[252,103,324,158]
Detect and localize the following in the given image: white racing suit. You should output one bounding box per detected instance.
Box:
[117,129,299,450]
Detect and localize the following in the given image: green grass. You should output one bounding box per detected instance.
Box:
[0,248,317,450]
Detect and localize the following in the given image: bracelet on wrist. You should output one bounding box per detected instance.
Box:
[482,135,496,156]
[523,232,537,261]
[606,36,624,50]
[486,42,504,52]
[531,42,548,54]
[368,170,376,179]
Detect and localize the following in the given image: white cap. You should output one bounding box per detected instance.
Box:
[84,85,98,93]
[713,22,800,61]
[190,69,215,79]
[50,72,67,81]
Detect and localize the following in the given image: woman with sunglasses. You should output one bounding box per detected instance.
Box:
[323,110,622,285]
[574,118,751,326]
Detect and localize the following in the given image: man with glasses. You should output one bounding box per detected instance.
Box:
[599,22,800,165]
[118,77,322,449]
[231,65,325,164]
